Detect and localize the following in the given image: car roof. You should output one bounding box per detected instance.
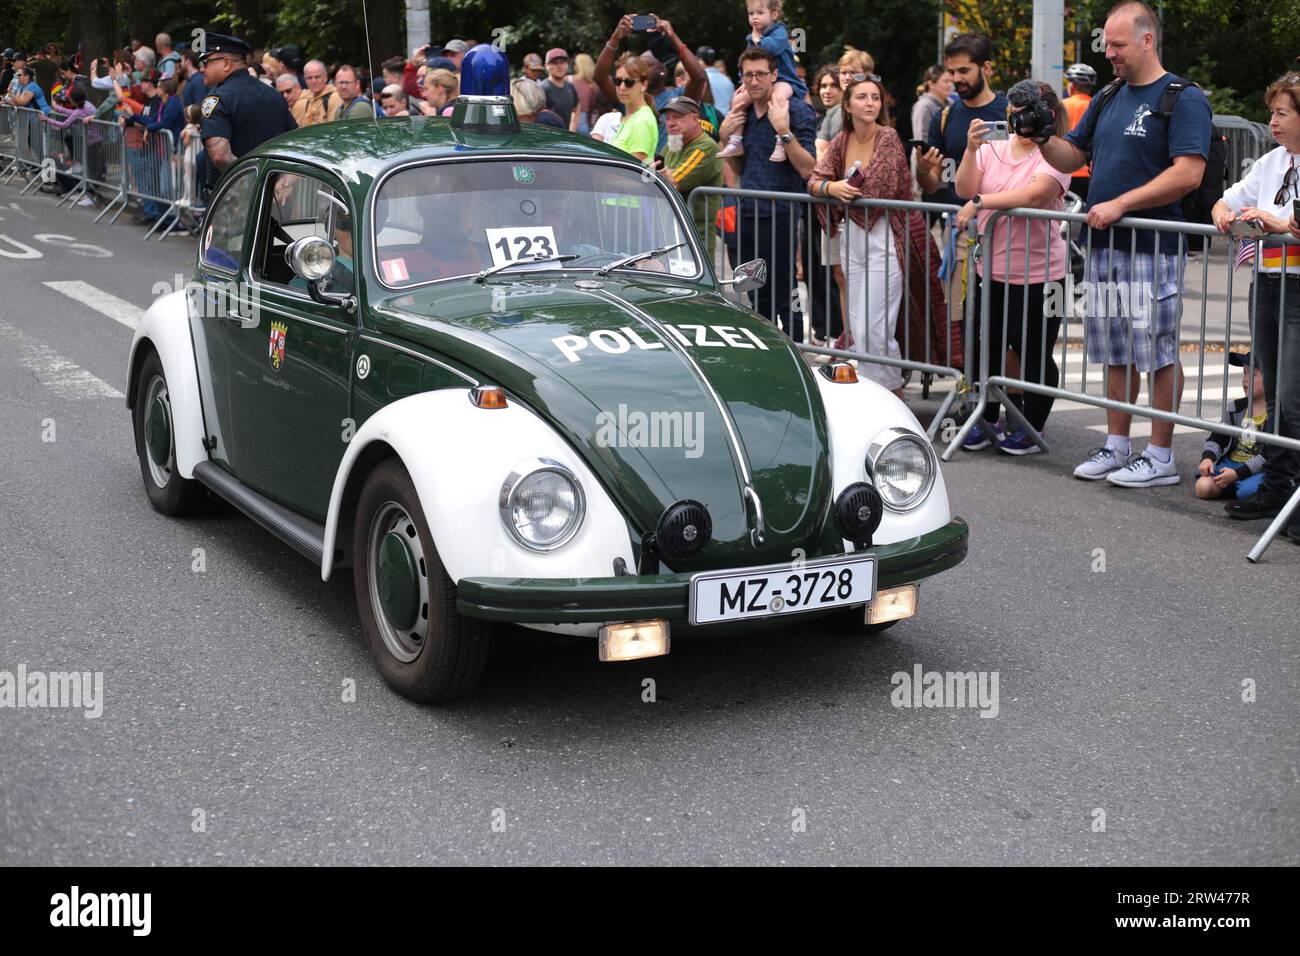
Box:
[245,115,640,183]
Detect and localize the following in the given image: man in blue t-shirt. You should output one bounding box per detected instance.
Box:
[915,33,1008,345]
[1040,0,1211,489]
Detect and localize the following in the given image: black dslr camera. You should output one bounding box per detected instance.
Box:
[1007,81,1056,143]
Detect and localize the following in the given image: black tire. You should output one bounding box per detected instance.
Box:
[132,349,205,516]
[352,459,491,703]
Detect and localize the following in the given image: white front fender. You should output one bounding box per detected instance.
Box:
[321,390,637,583]
[125,289,207,480]
[814,372,952,545]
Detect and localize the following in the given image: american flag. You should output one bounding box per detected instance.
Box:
[1235,238,1256,271]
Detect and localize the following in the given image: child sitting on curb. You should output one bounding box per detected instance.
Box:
[1196,351,1268,501]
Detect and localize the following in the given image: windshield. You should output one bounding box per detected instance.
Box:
[372,158,700,288]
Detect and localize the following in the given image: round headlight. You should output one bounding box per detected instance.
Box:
[499,459,585,551]
[867,429,936,512]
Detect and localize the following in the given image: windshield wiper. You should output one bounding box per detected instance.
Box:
[596,241,688,277]
[475,253,579,283]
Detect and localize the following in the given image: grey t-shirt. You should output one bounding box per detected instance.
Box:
[542,78,578,126]
[817,106,842,142]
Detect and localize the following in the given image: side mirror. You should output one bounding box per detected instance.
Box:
[721,258,767,295]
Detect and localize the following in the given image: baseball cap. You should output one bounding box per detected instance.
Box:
[442,40,469,54]
[12,51,27,60]
[425,55,457,73]
[695,46,717,65]
[523,53,543,68]
[662,95,701,115]
[1227,351,1255,368]
[545,48,568,63]
[3,49,15,59]
[268,43,302,70]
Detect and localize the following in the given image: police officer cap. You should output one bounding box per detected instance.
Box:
[200,34,251,62]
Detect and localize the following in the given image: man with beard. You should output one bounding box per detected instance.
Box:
[915,33,1008,358]
[658,96,723,259]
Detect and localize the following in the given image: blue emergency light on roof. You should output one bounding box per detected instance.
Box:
[459,44,510,97]
[450,44,519,136]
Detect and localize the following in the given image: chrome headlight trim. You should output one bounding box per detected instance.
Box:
[498,457,586,551]
[865,427,937,513]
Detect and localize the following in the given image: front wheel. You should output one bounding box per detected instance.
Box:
[132,349,205,516]
[352,459,490,702]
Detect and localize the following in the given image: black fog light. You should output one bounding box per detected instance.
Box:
[834,482,883,548]
[655,499,712,563]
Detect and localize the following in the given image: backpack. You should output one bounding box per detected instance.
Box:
[1082,75,1227,225]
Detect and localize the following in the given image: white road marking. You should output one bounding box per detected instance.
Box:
[43,280,144,330]
[0,318,122,400]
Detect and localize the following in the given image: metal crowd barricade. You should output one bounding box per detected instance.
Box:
[952,204,1300,562]
[121,127,179,239]
[3,106,44,185]
[1213,114,1272,181]
[83,116,129,222]
[0,105,195,237]
[166,134,207,237]
[0,105,17,177]
[688,186,972,440]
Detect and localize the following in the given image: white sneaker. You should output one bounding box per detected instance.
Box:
[76,195,96,207]
[1105,451,1180,488]
[1073,446,1127,481]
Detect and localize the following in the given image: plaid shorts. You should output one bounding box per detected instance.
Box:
[1084,248,1185,372]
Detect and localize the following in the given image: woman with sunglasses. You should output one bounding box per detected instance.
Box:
[4,66,51,114]
[608,55,657,165]
[1210,72,1300,530]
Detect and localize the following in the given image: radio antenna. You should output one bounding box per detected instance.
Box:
[361,0,380,125]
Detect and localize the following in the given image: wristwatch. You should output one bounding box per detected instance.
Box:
[777,132,794,144]
[972,194,983,208]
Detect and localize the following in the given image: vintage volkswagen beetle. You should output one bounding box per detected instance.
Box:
[125,50,967,702]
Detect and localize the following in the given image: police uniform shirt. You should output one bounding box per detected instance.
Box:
[200,69,297,186]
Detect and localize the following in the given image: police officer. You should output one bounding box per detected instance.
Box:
[198,33,295,195]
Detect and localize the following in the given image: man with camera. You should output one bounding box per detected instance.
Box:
[1037,0,1211,489]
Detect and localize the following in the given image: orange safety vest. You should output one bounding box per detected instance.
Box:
[1063,92,1091,178]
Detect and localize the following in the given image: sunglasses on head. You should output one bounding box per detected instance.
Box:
[844,73,882,84]
[613,77,638,87]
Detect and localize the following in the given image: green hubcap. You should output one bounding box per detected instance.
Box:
[145,395,171,467]
[376,531,419,631]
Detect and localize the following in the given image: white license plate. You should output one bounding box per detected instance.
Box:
[689,554,877,625]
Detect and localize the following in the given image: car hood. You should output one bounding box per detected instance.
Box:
[372,276,835,569]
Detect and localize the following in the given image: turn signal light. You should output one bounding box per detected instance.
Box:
[469,386,508,409]
[821,362,858,383]
[598,620,670,661]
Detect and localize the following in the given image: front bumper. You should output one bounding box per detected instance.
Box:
[456,517,968,624]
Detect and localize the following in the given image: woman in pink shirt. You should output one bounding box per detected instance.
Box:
[954,80,1071,454]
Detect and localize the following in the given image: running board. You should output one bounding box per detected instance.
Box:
[193,461,325,566]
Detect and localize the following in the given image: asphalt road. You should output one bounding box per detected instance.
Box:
[1,183,1296,866]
